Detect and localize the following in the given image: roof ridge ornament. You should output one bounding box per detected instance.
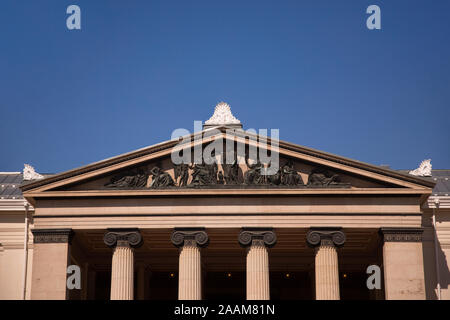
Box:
[23,164,44,181]
[409,159,432,177]
[204,102,242,129]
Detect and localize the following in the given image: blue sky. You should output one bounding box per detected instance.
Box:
[0,0,449,173]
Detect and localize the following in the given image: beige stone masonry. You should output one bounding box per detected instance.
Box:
[315,243,340,299]
[246,240,270,300]
[178,242,202,299]
[306,227,345,300]
[30,229,73,300]
[171,228,209,300]
[238,228,277,300]
[380,227,426,300]
[104,229,142,300]
[110,245,134,300]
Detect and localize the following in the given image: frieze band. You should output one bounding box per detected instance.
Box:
[171,228,209,248]
[103,143,351,190]
[104,229,143,248]
[306,227,346,247]
[380,227,424,242]
[31,228,74,244]
[104,163,349,189]
[238,228,277,247]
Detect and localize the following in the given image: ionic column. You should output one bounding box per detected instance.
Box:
[171,228,209,300]
[306,227,346,300]
[104,229,142,300]
[380,227,425,300]
[238,228,277,300]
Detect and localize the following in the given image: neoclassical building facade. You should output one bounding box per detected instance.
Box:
[0,104,449,300]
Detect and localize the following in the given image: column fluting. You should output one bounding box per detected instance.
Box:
[171,228,209,300]
[306,227,345,300]
[238,228,276,300]
[104,229,143,300]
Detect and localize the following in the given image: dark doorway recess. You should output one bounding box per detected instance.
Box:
[94,271,111,300]
[148,271,178,300]
[339,271,371,300]
[270,271,313,300]
[204,271,245,300]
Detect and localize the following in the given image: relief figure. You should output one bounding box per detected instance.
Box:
[150,166,175,188]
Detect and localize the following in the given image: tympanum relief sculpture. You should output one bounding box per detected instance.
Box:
[189,162,218,186]
[104,169,148,188]
[280,160,303,186]
[104,157,350,189]
[243,157,265,185]
[307,168,343,187]
[149,166,175,188]
[174,164,189,187]
[222,157,239,185]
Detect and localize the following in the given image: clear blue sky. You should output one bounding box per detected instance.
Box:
[1,0,449,173]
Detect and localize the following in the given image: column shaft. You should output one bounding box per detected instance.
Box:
[238,228,276,301]
[178,242,202,300]
[315,242,339,300]
[246,240,270,300]
[110,245,134,300]
[104,229,142,301]
[171,228,208,301]
[306,227,345,301]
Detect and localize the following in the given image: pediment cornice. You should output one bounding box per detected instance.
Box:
[21,127,435,197]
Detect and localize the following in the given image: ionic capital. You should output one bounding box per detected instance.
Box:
[104,229,143,248]
[238,228,277,248]
[306,227,346,248]
[380,227,424,242]
[171,228,209,248]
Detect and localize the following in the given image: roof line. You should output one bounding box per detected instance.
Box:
[20,126,435,191]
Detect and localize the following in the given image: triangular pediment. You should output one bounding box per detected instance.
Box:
[21,126,434,198]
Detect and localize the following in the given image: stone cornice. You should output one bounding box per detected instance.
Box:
[171,228,209,247]
[104,229,143,248]
[31,228,74,244]
[306,227,346,247]
[23,188,430,199]
[0,199,34,211]
[21,127,435,194]
[380,227,424,242]
[238,228,277,247]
